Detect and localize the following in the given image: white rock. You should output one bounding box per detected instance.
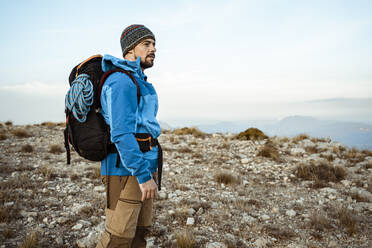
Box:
[186,217,195,225]
[93,185,105,192]
[254,238,268,248]
[188,208,196,216]
[72,223,83,230]
[260,214,270,221]
[56,217,68,224]
[158,192,167,200]
[341,180,351,187]
[241,158,249,164]
[196,207,204,215]
[4,202,14,207]
[206,242,227,248]
[43,217,48,223]
[291,148,306,155]
[286,210,296,217]
[56,237,63,246]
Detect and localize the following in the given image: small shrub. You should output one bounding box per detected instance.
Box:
[178,147,193,153]
[173,127,207,138]
[309,213,332,231]
[310,137,328,143]
[11,129,31,138]
[5,121,12,126]
[0,133,7,141]
[264,225,296,240]
[293,134,309,142]
[305,145,321,154]
[214,171,238,185]
[20,144,34,153]
[0,207,9,222]
[49,144,64,154]
[349,192,369,202]
[235,128,268,141]
[41,122,57,127]
[176,230,196,248]
[294,161,347,185]
[257,142,280,161]
[337,207,357,236]
[18,232,39,248]
[2,228,14,239]
[38,166,57,180]
[361,149,372,157]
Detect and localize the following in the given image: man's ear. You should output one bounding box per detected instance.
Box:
[124,48,135,60]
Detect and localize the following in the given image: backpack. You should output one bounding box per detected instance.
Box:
[63,54,140,164]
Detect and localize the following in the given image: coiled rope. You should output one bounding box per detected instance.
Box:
[65,74,94,122]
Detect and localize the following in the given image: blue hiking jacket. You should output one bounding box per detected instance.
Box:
[100,54,161,184]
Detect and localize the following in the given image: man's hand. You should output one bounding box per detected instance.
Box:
[139,178,158,201]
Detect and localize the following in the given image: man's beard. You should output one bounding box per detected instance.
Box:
[140,55,155,69]
[140,60,153,69]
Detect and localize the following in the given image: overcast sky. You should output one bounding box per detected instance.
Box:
[0,0,371,125]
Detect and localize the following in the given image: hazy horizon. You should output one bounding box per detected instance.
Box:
[1,1,371,126]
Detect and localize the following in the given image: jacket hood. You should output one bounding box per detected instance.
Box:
[102,54,146,80]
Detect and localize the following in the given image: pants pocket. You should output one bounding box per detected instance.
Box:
[106,200,141,238]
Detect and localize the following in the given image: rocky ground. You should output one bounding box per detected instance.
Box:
[0,122,371,248]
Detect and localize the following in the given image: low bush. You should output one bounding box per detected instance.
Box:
[257,142,280,162]
[173,127,207,138]
[176,230,196,248]
[235,128,268,141]
[11,129,31,138]
[214,171,239,185]
[294,161,347,186]
[49,144,64,154]
[20,144,34,153]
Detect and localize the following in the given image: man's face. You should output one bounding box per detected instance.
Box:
[133,38,156,69]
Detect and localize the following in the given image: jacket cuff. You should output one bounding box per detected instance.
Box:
[136,171,152,184]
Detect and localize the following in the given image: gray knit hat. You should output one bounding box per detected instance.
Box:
[120,24,155,56]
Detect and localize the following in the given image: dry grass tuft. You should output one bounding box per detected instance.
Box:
[294,161,347,186]
[18,232,39,248]
[309,213,332,231]
[38,166,57,180]
[361,149,372,157]
[41,122,58,128]
[365,160,372,169]
[49,144,64,154]
[293,134,309,142]
[20,144,34,153]
[257,142,280,162]
[337,207,357,236]
[0,132,7,140]
[310,137,328,143]
[5,121,13,126]
[214,171,239,185]
[173,127,207,138]
[349,191,369,202]
[264,225,297,240]
[11,129,31,138]
[0,207,9,222]
[2,228,14,239]
[176,230,196,248]
[235,128,268,141]
[178,147,193,153]
[86,166,101,179]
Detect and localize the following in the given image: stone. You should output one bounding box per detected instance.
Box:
[186,217,195,225]
[241,158,249,164]
[286,210,296,217]
[260,214,270,221]
[158,192,167,200]
[56,237,63,246]
[93,185,105,192]
[206,242,227,248]
[188,208,196,216]
[196,207,204,215]
[242,213,257,225]
[254,238,268,248]
[56,217,68,224]
[72,223,83,231]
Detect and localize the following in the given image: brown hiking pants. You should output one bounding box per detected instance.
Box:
[96,176,153,248]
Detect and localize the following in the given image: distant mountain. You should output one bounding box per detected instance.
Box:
[195,116,372,150]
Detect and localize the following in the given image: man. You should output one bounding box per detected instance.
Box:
[96,24,161,248]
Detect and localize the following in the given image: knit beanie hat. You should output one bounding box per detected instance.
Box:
[120,24,155,56]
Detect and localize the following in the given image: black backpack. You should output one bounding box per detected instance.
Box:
[63,54,140,164]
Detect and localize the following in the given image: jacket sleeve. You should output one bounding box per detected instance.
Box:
[103,72,152,184]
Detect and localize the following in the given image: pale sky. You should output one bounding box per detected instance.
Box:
[0,0,371,125]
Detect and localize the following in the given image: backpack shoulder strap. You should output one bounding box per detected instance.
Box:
[98,69,141,107]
